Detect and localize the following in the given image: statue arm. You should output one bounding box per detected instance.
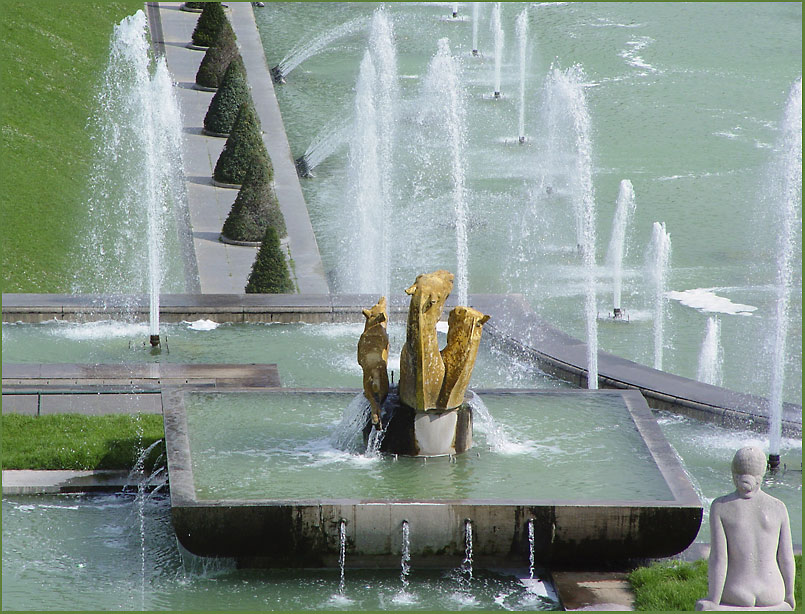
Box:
[707,502,728,605]
[777,505,796,609]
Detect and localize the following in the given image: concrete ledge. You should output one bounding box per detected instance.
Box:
[2,470,130,494]
[552,571,634,611]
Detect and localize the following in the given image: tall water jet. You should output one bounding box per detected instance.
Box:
[421,39,470,305]
[697,316,723,386]
[345,51,381,293]
[528,518,536,579]
[491,3,504,98]
[516,8,528,142]
[400,520,411,591]
[273,16,369,82]
[368,7,399,298]
[542,65,599,388]
[462,519,474,584]
[647,222,672,370]
[472,3,480,55]
[606,179,636,318]
[452,2,459,18]
[767,77,802,469]
[81,11,185,347]
[338,519,347,595]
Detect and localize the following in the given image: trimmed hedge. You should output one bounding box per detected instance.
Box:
[195,18,237,89]
[191,2,225,47]
[222,154,287,242]
[213,99,270,185]
[246,226,294,293]
[204,55,249,135]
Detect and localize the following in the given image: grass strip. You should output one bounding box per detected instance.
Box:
[0,0,144,292]
[629,555,802,611]
[2,413,165,471]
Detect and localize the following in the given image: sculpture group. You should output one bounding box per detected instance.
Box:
[357,270,489,455]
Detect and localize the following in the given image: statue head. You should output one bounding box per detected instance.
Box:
[731,446,766,498]
[404,270,454,319]
[362,296,388,330]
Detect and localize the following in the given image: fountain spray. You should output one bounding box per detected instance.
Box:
[647,222,672,371]
[767,77,802,470]
[697,316,723,386]
[516,8,528,143]
[606,179,636,319]
[491,3,504,98]
[472,3,480,55]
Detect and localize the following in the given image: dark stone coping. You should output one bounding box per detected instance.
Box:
[219,234,261,247]
[163,386,701,567]
[1,470,132,495]
[2,293,800,435]
[210,178,240,189]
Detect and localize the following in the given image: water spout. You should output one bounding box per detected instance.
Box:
[401,520,411,590]
[472,3,480,55]
[338,519,347,595]
[647,221,672,370]
[462,518,474,584]
[606,179,636,317]
[491,3,504,98]
[516,8,528,142]
[528,518,536,579]
[697,316,723,386]
[422,39,470,305]
[767,77,802,468]
[452,2,459,18]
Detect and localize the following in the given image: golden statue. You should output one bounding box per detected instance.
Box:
[398,270,454,411]
[357,297,390,429]
[438,306,490,409]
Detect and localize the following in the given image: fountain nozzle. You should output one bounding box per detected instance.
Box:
[518,135,526,144]
[768,454,781,471]
[472,49,478,56]
[493,91,501,99]
[295,155,312,178]
[613,308,623,320]
[149,334,160,347]
[452,11,458,18]
[270,65,286,84]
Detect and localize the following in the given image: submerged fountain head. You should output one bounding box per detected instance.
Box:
[295,155,312,178]
[149,334,160,347]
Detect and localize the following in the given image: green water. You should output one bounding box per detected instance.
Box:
[255,2,802,404]
[185,391,673,502]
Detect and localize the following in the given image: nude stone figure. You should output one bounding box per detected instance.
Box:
[695,446,796,611]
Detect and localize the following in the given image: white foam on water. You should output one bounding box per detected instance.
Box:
[184,319,219,331]
[45,320,148,340]
[619,37,658,73]
[667,288,757,316]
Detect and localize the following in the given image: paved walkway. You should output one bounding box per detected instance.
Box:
[149,3,328,294]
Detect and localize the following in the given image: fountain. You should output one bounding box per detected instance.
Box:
[647,221,672,371]
[471,3,480,55]
[296,120,350,178]
[345,51,382,294]
[697,316,723,386]
[80,10,185,347]
[606,179,636,320]
[452,2,459,19]
[421,39,470,306]
[767,77,802,470]
[515,8,529,144]
[491,3,504,98]
[271,15,369,83]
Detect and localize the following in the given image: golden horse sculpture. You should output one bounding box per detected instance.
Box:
[398,270,490,411]
[357,296,390,429]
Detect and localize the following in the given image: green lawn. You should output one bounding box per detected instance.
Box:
[629,555,803,611]
[0,0,144,292]
[2,413,165,471]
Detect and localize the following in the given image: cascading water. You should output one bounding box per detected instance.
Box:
[471,3,480,55]
[606,179,636,317]
[331,394,371,452]
[767,77,802,466]
[528,518,536,580]
[491,3,504,98]
[516,8,528,142]
[345,51,381,293]
[697,316,723,386]
[400,520,411,591]
[421,39,470,305]
[275,16,369,81]
[647,222,672,370]
[80,11,185,343]
[368,7,399,299]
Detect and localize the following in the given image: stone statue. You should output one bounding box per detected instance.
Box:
[695,446,796,611]
[357,297,389,430]
[438,306,490,409]
[398,270,454,411]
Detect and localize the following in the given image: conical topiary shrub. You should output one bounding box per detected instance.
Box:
[222,154,287,242]
[245,226,294,293]
[195,19,237,89]
[191,2,225,47]
[213,100,271,185]
[203,55,249,135]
